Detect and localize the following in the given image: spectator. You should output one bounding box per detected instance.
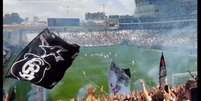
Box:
[86,84,98,101]
[139,79,152,101]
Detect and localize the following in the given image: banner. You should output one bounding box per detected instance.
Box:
[159,52,167,88]
[108,62,131,96]
[6,28,80,89]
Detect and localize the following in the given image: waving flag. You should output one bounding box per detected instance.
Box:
[108,61,131,96]
[6,28,80,89]
[159,52,167,88]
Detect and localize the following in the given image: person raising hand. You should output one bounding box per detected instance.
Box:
[139,79,152,101]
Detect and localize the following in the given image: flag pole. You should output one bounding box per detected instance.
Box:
[187,70,196,80]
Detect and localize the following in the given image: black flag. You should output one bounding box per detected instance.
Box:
[6,28,80,89]
[159,52,167,88]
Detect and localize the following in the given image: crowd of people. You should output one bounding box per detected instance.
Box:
[3,29,197,101]
[56,30,195,50]
[69,79,197,101]
[4,29,196,61]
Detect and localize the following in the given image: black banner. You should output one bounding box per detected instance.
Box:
[6,28,80,89]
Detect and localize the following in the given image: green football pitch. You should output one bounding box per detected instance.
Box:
[4,44,197,101]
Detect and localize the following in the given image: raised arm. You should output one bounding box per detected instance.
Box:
[140,79,152,101]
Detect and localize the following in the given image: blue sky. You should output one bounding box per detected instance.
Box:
[3,0,136,20]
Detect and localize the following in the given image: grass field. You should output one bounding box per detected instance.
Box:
[3,44,197,101]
